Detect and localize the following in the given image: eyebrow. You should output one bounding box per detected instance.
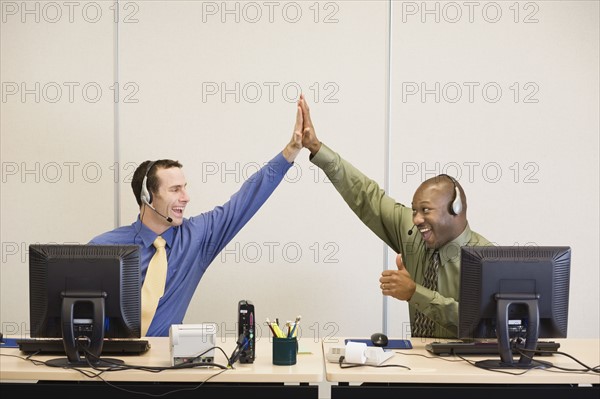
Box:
[168,183,187,189]
[412,200,433,207]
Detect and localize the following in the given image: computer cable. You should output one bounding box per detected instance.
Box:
[227,333,249,368]
[337,355,411,370]
[515,347,600,373]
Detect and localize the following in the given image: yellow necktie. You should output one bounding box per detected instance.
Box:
[141,236,167,336]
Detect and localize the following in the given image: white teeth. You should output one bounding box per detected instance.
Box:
[420,228,430,233]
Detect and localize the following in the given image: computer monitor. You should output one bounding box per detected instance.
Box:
[28,244,141,367]
[459,245,571,369]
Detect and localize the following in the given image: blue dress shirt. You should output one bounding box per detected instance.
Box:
[89,152,292,336]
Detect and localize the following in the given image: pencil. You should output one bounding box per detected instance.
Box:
[265,318,277,337]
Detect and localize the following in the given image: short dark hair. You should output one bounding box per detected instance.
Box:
[131,159,183,206]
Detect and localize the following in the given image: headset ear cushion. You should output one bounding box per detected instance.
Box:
[140,176,152,205]
[452,187,462,215]
[140,161,157,205]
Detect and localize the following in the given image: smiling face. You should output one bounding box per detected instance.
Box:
[144,166,190,229]
[411,178,466,249]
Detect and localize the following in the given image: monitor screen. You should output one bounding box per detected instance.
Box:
[459,245,571,369]
[29,244,141,366]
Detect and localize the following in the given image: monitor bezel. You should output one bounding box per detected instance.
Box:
[29,244,141,366]
[459,245,571,369]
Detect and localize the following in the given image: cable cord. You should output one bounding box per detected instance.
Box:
[338,356,411,370]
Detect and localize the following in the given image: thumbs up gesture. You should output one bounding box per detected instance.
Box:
[379,253,416,301]
[395,252,406,271]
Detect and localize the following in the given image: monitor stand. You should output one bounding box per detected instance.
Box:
[46,357,125,368]
[49,294,125,368]
[475,293,553,370]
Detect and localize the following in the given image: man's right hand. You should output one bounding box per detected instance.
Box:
[380,253,417,301]
[298,94,322,155]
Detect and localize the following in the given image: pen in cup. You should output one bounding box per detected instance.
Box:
[266,318,285,338]
[288,315,301,338]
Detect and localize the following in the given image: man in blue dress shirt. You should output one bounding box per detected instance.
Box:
[90,103,305,336]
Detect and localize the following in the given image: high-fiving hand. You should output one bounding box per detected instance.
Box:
[282,98,305,163]
[298,94,322,155]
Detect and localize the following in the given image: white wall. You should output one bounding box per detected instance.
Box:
[386,0,600,339]
[1,0,117,336]
[1,0,598,345]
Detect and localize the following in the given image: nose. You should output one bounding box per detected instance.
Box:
[180,188,190,203]
[413,211,424,226]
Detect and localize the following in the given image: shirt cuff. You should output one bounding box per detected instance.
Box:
[272,151,294,176]
[409,284,432,312]
[309,143,336,168]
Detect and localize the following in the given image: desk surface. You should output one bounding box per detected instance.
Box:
[0,337,324,383]
[323,338,600,385]
[3,337,598,386]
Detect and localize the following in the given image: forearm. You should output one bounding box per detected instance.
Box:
[205,152,292,252]
[310,143,406,253]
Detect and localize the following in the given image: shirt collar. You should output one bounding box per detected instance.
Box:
[133,216,176,249]
[437,223,473,264]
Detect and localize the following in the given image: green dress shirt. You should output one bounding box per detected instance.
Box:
[311,143,492,338]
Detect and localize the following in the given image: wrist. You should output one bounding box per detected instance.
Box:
[308,140,322,155]
[282,143,301,163]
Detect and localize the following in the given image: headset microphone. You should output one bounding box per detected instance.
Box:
[145,200,173,223]
[408,224,416,235]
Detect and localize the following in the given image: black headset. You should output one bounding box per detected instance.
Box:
[140,160,156,205]
[440,174,463,215]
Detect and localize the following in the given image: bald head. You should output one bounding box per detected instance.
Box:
[421,174,467,215]
[411,175,468,249]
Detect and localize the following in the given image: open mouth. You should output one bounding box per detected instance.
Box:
[419,227,432,242]
[172,206,185,217]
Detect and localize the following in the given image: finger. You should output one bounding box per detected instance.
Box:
[396,253,405,270]
[380,282,392,292]
[295,105,303,132]
[300,96,313,128]
[299,92,306,106]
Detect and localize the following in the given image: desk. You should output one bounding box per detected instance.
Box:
[0,337,323,398]
[323,338,600,399]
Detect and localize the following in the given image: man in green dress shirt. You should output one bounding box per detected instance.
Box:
[298,95,492,338]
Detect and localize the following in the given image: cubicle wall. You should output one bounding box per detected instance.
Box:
[1,1,598,341]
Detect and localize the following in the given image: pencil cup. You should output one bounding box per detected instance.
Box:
[272,337,298,365]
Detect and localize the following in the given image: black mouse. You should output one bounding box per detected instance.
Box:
[370,332,388,347]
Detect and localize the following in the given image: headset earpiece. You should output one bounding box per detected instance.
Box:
[440,174,462,215]
[140,161,156,205]
[451,185,462,215]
